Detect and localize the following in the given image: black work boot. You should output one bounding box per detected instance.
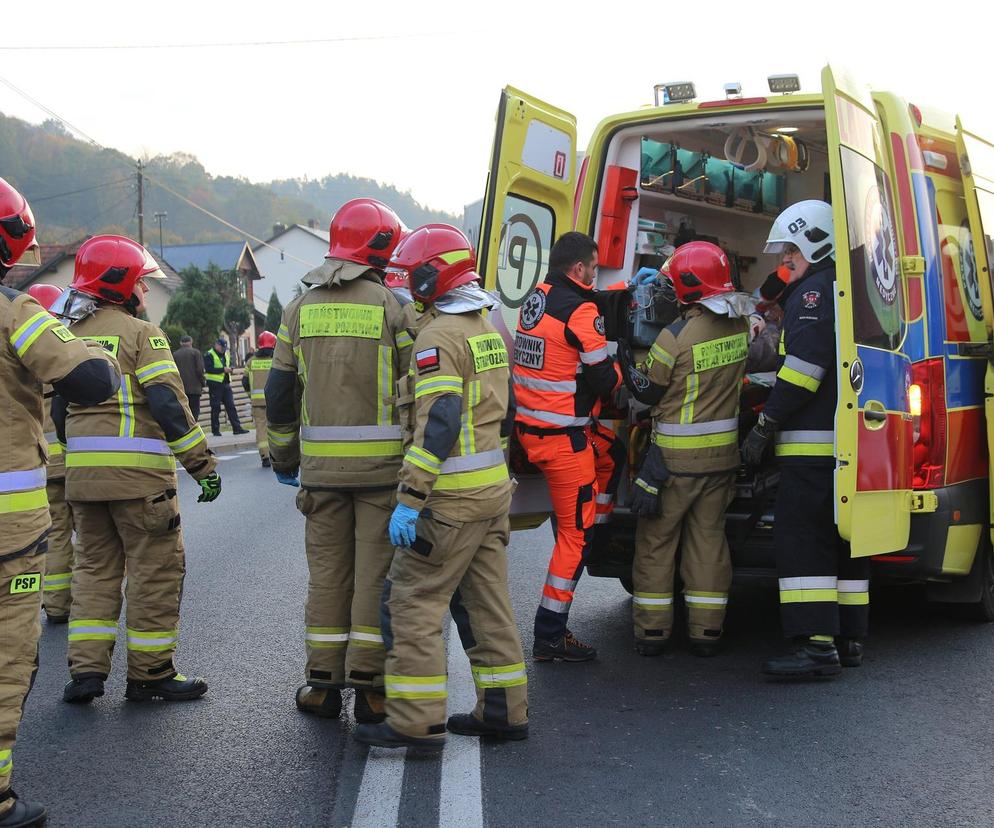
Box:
[689,640,721,658]
[62,674,105,704]
[43,611,68,625]
[295,685,342,719]
[354,722,445,752]
[837,638,864,667]
[762,638,842,678]
[125,673,208,702]
[0,790,46,828]
[353,689,386,724]
[261,457,271,468]
[446,713,528,741]
[533,629,597,662]
[635,638,669,657]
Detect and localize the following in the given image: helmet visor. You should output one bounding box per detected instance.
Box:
[13,240,41,267]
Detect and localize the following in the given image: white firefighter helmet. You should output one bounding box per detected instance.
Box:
[764,200,835,263]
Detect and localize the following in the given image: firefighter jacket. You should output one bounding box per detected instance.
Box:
[512,271,621,430]
[762,259,837,466]
[43,390,65,481]
[63,303,215,501]
[395,306,513,523]
[265,260,414,489]
[242,347,273,408]
[204,347,230,384]
[641,305,749,475]
[0,287,120,551]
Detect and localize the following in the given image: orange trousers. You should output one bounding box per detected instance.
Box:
[588,422,624,526]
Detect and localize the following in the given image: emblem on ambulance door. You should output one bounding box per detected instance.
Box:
[849,359,864,394]
[864,184,898,307]
[960,220,984,322]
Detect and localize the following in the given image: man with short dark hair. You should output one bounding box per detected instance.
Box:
[173,335,205,420]
[512,231,621,662]
[204,338,247,437]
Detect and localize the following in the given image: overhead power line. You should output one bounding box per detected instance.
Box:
[29,177,133,203]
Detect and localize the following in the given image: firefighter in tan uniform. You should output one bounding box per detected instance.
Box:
[619,242,749,657]
[266,199,412,723]
[57,235,221,706]
[28,284,80,624]
[242,330,275,467]
[0,179,121,828]
[354,224,528,751]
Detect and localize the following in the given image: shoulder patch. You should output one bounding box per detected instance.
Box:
[518,289,546,331]
[415,347,440,375]
[467,333,509,373]
[594,315,606,336]
[51,325,75,343]
[802,290,821,309]
[148,335,170,350]
[514,332,545,370]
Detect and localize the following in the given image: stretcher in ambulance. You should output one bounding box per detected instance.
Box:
[479,67,994,619]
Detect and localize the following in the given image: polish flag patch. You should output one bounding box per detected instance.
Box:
[415,347,440,375]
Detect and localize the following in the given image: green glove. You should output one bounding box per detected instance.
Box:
[198,472,222,503]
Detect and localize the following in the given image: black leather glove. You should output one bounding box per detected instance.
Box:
[618,339,664,406]
[741,412,778,467]
[629,443,669,518]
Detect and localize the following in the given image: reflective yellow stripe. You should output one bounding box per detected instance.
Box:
[397,331,414,349]
[0,748,11,775]
[838,592,870,606]
[648,342,675,369]
[117,376,135,438]
[415,375,463,399]
[433,464,509,491]
[267,429,295,447]
[277,323,291,345]
[66,452,177,471]
[0,488,49,514]
[471,662,527,688]
[777,364,822,392]
[301,440,402,457]
[377,345,394,426]
[385,674,448,700]
[11,311,59,358]
[774,443,834,457]
[779,589,839,603]
[680,374,698,424]
[204,350,228,382]
[168,426,206,454]
[406,445,442,474]
[136,360,179,384]
[778,329,786,356]
[47,443,64,456]
[653,431,737,450]
[460,381,479,455]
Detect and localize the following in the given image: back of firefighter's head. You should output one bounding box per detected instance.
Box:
[550,232,599,287]
[326,198,403,270]
[764,199,835,282]
[0,177,39,274]
[388,224,478,308]
[71,235,163,314]
[665,241,734,304]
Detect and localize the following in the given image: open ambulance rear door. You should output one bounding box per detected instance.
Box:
[822,65,914,556]
[954,117,994,545]
[477,87,577,527]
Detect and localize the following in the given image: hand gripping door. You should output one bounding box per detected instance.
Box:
[822,65,913,556]
[954,117,994,544]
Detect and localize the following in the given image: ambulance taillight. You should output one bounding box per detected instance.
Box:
[911,359,946,489]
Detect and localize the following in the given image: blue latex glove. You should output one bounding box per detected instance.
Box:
[631,266,660,286]
[389,503,420,547]
[275,470,299,487]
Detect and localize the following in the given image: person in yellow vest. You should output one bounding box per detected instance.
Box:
[204,338,248,437]
[0,179,121,828]
[241,331,276,466]
[58,235,221,705]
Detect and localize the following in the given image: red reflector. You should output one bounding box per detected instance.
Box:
[909,103,923,126]
[871,555,918,563]
[697,97,769,109]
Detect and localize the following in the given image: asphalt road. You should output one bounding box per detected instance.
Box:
[16,450,994,827]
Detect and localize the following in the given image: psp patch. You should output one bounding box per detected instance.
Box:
[9,573,41,594]
[148,335,170,350]
[415,347,440,375]
[594,315,606,336]
[802,290,821,309]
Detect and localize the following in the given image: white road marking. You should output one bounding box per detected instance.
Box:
[215,455,239,462]
[440,618,483,828]
[352,746,407,828]
[238,449,259,455]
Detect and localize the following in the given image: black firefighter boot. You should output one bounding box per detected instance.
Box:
[533,629,597,662]
[0,789,46,828]
[837,638,864,667]
[762,637,842,678]
[447,714,529,741]
[353,689,386,724]
[354,722,445,752]
[295,685,342,719]
[125,673,208,702]
[62,673,105,704]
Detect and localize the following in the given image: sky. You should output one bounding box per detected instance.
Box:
[1,0,991,218]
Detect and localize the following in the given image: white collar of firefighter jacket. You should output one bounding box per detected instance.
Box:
[434,283,500,315]
[699,291,756,320]
[301,257,377,288]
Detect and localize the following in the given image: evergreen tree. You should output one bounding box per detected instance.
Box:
[265,289,283,332]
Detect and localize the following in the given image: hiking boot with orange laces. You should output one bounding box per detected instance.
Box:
[532,629,597,662]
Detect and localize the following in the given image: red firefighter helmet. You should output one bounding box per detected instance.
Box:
[388,224,478,307]
[27,283,63,311]
[326,198,403,269]
[0,177,39,268]
[257,330,277,349]
[71,235,164,304]
[664,241,735,304]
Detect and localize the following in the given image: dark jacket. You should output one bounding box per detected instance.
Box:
[172,344,206,395]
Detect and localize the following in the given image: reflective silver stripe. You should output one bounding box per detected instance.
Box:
[127,632,177,647]
[540,595,572,613]
[388,680,447,694]
[67,436,171,455]
[69,624,116,636]
[0,467,46,494]
[685,595,728,606]
[633,595,673,606]
[655,418,739,436]
[516,407,591,427]
[579,347,609,365]
[594,515,609,524]
[837,579,870,592]
[783,355,827,380]
[513,376,578,393]
[546,574,578,592]
[776,430,835,444]
[300,425,403,441]
[779,576,838,590]
[440,449,505,474]
[349,631,384,643]
[306,632,349,643]
[595,494,613,505]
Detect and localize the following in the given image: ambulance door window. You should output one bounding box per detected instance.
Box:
[840,147,904,350]
[496,194,554,312]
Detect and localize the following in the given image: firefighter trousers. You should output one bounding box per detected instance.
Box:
[43,479,76,617]
[588,422,625,526]
[68,492,186,681]
[0,536,46,804]
[517,427,596,642]
[381,506,527,741]
[633,472,735,643]
[251,407,269,461]
[297,487,395,690]
[775,465,870,639]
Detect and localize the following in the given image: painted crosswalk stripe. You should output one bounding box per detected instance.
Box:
[352,745,407,828]
[440,618,483,828]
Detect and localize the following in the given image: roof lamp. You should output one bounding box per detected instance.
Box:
[654,82,696,106]
[724,82,743,100]
[768,74,801,94]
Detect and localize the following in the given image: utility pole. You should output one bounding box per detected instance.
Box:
[154,211,168,258]
[136,159,144,245]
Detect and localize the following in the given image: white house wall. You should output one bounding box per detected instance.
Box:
[253,228,327,305]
